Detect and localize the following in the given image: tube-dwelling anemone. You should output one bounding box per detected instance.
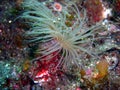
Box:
[22,0,105,68]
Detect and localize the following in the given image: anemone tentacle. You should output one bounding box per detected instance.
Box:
[22,0,105,68]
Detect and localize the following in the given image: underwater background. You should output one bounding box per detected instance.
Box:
[0,0,120,90]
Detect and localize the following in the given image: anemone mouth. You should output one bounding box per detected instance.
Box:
[52,32,74,51]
